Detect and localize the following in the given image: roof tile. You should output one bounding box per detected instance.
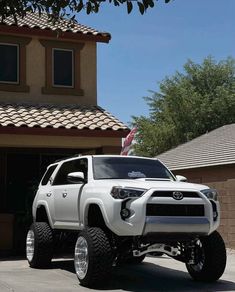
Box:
[1,13,110,40]
[0,103,128,133]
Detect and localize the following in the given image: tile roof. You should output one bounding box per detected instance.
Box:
[157,124,235,170]
[0,103,128,132]
[1,12,110,40]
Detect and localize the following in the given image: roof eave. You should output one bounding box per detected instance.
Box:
[0,126,129,138]
[169,160,235,171]
[0,24,111,43]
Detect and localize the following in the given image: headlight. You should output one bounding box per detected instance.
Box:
[201,189,218,201]
[110,187,147,199]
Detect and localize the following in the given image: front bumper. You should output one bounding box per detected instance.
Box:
[105,187,220,237]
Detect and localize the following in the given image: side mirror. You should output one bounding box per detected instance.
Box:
[176,175,187,182]
[67,172,85,184]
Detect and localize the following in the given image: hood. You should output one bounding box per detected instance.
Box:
[94,178,209,192]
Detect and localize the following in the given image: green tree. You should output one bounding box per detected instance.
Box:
[0,0,171,22]
[132,57,235,157]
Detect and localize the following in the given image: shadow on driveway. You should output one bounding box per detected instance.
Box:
[49,258,235,292]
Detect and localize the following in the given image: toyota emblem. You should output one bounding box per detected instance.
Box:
[173,191,183,200]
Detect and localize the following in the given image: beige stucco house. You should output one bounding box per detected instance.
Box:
[0,13,129,254]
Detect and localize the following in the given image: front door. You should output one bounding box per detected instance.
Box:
[51,158,88,229]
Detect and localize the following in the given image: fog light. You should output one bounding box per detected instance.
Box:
[213,211,218,220]
[210,200,218,221]
[120,208,131,219]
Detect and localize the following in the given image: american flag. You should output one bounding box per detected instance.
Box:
[120,128,137,156]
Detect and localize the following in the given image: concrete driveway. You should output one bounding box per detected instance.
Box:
[0,249,234,292]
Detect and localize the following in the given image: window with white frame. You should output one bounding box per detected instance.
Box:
[52,48,74,88]
[0,43,19,84]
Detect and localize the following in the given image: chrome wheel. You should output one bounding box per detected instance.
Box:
[74,236,89,279]
[26,230,35,262]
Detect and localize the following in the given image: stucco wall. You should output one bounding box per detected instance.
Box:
[0,133,121,150]
[173,165,235,248]
[0,36,97,105]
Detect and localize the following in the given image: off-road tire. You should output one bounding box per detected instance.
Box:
[186,231,226,282]
[26,222,53,268]
[74,227,113,287]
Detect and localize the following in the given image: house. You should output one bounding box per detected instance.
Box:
[0,13,129,254]
[157,124,235,248]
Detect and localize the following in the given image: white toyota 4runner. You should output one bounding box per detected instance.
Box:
[26,155,226,287]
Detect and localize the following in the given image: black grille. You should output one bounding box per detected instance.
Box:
[151,191,199,198]
[146,204,204,216]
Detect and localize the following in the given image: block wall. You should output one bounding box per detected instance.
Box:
[173,164,235,248]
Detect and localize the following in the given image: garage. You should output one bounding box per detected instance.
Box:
[0,103,128,254]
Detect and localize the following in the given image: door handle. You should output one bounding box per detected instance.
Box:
[62,192,67,198]
[46,192,52,197]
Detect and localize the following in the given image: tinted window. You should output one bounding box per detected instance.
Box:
[53,49,73,87]
[53,159,88,185]
[41,164,58,186]
[0,44,18,83]
[93,157,174,180]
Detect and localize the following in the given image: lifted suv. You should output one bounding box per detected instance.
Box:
[26,155,226,287]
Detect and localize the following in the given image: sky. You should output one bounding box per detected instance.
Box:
[77,0,235,126]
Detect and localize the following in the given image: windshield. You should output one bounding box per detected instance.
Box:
[93,157,175,180]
